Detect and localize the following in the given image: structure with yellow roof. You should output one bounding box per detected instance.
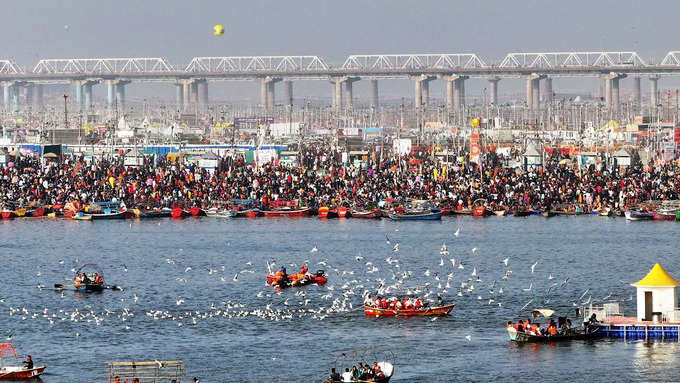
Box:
[632,264,680,321]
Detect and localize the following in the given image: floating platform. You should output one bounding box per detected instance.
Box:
[598,321,680,339]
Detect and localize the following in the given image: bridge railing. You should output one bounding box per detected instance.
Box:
[0,60,23,74]
[499,52,647,69]
[341,54,487,70]
[185,56,329,73]
[32,58,175,74]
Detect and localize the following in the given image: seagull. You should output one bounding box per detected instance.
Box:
[175,299,184,306]
[531,261,538,274]
[471,248,478,254]
[523,283,533,292]
[310,246,318,253]
[439,257,444,266]
[122,264,128,272]
[465,335,471,341]
[471,267,477,277]
[393,243,399,252]
[440,243,449,255]
[385,235,391,244]
[548,272,554,280]
[355,256,363,262]
[502,258,509,267]
[454,227,461,237]
[6,332,12,341]
[449,258,455,268]
[58,260,64,264]
[233,273,239,282]
[521,299,533,310]
[185,266,192,273]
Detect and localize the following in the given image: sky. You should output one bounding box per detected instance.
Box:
[2,0,679,103]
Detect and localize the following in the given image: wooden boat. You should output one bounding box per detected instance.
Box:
[512,209,531,217]
[364,303,454,317]
[493,210,507,216]
[351,208,382,219]
[134,208,172,219]
[0,343,46,379]
[388,211,442,221]
[0,210,15,219]
[71,212,93,221]
[653,208,677,221]
[266,270,327,288]
[598,208,613,217]
[170,207,191,219]
[337,206,348,218]
[87,201,131,220]
[90,211,130,220]
[506,326,600,343]
[189,206,207,217]
[324,348,394,383]
[25,206,45,218]
[263,200,310,217]
[449,209,473,215]
[318,206,337,219]
[473,206,492,217]
[541,210,557,218]
[56,264,121,292]
[205,208,237,218]
[625,208,654,221]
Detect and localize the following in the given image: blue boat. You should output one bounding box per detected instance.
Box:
[388,210,442,221]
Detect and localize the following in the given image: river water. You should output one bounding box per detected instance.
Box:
[1,215,680,382]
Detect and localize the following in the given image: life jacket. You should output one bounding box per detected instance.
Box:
[548,326,557,335]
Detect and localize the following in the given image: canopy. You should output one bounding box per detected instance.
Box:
[632,263,680,287]
[531,309,555,318]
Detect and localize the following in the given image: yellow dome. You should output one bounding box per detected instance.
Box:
[632,264,680,287]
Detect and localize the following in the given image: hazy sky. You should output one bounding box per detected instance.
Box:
[3,0,679,103]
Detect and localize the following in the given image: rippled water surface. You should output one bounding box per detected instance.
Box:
[1,216,680,382]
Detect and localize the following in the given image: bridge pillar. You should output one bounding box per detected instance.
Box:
[284,80,293,106]
[3,84,10,110]
[115,82,128,110]
[611,77,620,113]
[531,78,540,112]
[344,78,359,109]
[190,82,199,107]
[544,78,553,104]
[441,75,467,112]
[488,77,500,106]
[650,76,660,108]
[106,80,115,110]
[175,82,184,109]
[329,77,346,112]
[603,73,625,112]
[525,78,533,110]
[370,79,379,108]
[74,83,83,111]
[633,77,641,109]
[182,80,192,111]
[412,75,435,110]
[260,77,281,112]
[34,84,43,108]
[24,84,33,110]
[198,80,209,107]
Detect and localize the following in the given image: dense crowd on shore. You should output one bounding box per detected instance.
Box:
[1,145,678,212]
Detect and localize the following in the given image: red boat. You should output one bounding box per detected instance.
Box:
[473,206,492,217]
[653,209,676,221]
[364,303,455,317]
[189,206,207,217]
[0,210,15,220]
[351,208,382,219]
[263,200,310,217]
[266,270,327,288]
[0,343,46,379]
[318,206,335,219]
[337,206,348,218]
[25,207,45,218]
[170,207,191,219]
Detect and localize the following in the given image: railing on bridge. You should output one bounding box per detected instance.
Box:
[0,60,22,74]
[32,58,175,74]
[661,51,680,66]
[499,52,647,68]
[341,54,487,70]
[184,56,329,73]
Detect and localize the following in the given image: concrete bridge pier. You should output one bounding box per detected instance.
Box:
[3,83,11,110]
[412,75,435,110]
[82,81,99,112]
[370,79,379,108]
[633,77,641,109]
[603,73,626,112]
[182,79,193,112]
[115,81,129,111]
[260,77,281,112]
[650,75,660,108]
[74,83,83,111]
[344,77,359,109]
[488,77,500,106]
[174,82,183,110]
[198,79,209,107]
[544,78,553,104]
[284,80,293,106]
[106,80,115,110]
[442,75,468,112]
[33,84,43,108]
[329,77,347,112]
[531,78,540,112]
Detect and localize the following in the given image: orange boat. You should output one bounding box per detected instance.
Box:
[364,303,454,317]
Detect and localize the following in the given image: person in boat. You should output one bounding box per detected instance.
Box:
[112,377,121,383]
[329,368,341,382]
[82,273,92,285]
[351,366,360,380]
[23,355,33,369]
[274,266,289,285]
[341,368,352,382]
[588,313,599,325]
[93,273,103,284]
[515,320,525,332]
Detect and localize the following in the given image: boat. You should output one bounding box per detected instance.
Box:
[351,208,382,219]
[0,210,15,219]
[170,207,191,218]
[337,206,349,218]
[55,264,121,292]
[449,209,473,215]
[205,208,237,218]
[323,347,394,383]
[364,303,454,317]
[318,206,337,219]
[472,199,492,217]
[388,210,442,221]
[625,208,654,221]
[87,201,131,220]
[512,208,531,217]
[541,210,557,218]
[71,212,93,221]
[188,206,206,217]
[24,206,45,218]
[229,199,261,218]
[0,343,46,379]
[506,326,600,343]
[493,210,507,216]
[266,270,327,288]
[263,200,310,217]
[652,208,677,221]
[134,208,172,219]
[598,208,613,217]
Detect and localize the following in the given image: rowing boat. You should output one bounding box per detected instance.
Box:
[507,326,600,343]
[0,343,46,380]
[387,211,442,220]
[364,303,454,317]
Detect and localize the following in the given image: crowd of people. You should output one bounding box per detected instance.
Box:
[1,144,679,213]
[74,273,103,286]
[366,296,425,311]
[507,317,574,337]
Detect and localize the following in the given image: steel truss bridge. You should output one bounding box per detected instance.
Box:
[1,51,680,83]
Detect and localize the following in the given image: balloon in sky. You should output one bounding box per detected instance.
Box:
[213,25,224,36]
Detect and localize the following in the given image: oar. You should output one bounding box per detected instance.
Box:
[54,283,74,289]
[105,285,123,291]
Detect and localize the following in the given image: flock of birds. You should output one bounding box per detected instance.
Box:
[1,222,630,344]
